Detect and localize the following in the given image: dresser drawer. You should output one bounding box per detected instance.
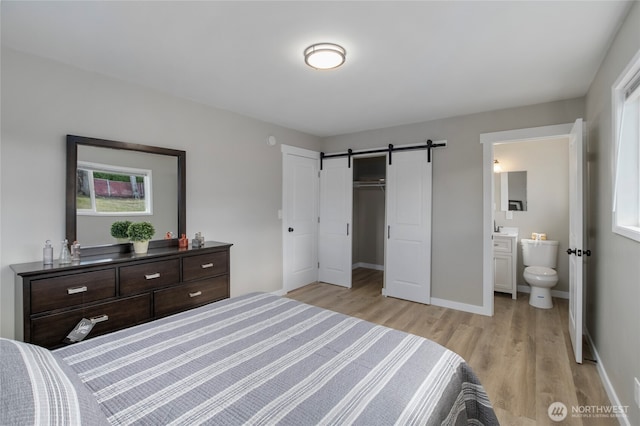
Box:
[154,275,229,318]
[31,269,116,314]
[31,294,151,349]
[493,237,513,253]
[182,251,228,282]
[120,259,180,295]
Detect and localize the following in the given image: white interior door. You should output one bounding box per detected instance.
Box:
[319,157,352,288]
[283,147,319,292]
[568,118,584,364]
[385,150,431,304]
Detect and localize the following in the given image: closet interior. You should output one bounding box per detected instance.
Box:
[352,156,386,282]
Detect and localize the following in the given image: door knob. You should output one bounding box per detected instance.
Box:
[288,227,294,232]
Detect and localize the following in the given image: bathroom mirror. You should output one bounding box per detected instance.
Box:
[66,135,186,253]
[500,171,527,211]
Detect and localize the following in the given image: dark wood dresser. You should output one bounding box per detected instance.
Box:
[11,241,232,349]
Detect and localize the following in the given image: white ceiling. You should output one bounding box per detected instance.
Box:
[1,1,633,137]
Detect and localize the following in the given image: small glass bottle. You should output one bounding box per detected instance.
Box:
[43,240,53,265]
[59,239,71,264]
[71,241,81,262]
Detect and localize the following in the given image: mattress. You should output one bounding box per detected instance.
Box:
[48,292,498,425]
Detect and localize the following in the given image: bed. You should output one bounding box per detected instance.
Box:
[1,292,499,425]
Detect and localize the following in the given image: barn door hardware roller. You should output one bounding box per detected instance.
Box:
[320,139,446,170]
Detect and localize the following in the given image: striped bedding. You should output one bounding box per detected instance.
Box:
[54,292,498,425]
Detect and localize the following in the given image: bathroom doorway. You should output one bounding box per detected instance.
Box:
[481,119,587,363]
[492,137,571,301]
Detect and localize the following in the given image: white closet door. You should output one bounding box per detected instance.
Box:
[385,150,431,304]
[319,157,352,288]
[568,118,584,364]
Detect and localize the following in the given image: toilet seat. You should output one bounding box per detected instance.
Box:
[524,266,557,276]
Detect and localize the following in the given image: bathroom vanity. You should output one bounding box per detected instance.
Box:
[493,231,518,299]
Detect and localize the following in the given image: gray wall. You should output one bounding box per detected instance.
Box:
[584,2,640,424]
[494,138,570,293]
[323,99,584,306]
[0,47,322,338]
[353,187,385,267]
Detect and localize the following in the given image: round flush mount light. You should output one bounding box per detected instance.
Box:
[304,43,346,70]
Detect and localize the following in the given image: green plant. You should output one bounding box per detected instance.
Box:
[127,221,155,242]
[110,220,132,239]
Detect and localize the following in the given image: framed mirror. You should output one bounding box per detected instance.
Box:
[66,135,186,254]
[500,171,527,211]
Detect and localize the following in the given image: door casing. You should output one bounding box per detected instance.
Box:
[480,122,586,338]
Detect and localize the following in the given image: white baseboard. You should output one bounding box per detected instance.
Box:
[352,262,384,271]
[430,297,489,316]
[516,284,569,299]
[585,329,630,426]
[271,289,287,297]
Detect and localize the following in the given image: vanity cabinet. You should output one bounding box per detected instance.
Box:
[493,235,517,299]
[11,241,231,349]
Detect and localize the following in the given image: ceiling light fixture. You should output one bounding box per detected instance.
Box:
[493,159,502,173]
[304,43,346,70]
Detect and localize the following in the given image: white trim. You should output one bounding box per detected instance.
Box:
[480,123,577,317]
[613,224,640,242]
[516,285,569,300]
[479,123,573,145]
[481,142,495,317]
[352,262,384,271]
[281,144,320,158]
[585,329,631,426]
[430,297,487,316]
[611,48,640,242]
[271,289,287,297]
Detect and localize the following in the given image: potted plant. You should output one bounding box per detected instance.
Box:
[110,220,132,243]
[127,221,155,254]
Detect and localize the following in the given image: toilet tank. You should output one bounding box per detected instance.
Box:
[521,239,559,268]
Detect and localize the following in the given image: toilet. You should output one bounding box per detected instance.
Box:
[521,239,559,309]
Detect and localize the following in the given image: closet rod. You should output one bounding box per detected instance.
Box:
[320,139,445,170]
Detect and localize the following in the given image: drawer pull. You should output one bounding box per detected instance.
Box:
[189,291,202,298]
[201,263,214,269]
[145,273,161,280]
[67,286,88,295]
[90,314,109,324]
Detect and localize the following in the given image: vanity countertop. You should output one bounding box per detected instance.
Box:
[493,226,519,238]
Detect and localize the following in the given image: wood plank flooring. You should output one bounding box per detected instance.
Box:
[286,268,616,426]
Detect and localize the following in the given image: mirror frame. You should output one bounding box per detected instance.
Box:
[66,134,186,255]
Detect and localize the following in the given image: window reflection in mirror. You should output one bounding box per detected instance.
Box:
[75,144,178,247]
[77,162,152,215]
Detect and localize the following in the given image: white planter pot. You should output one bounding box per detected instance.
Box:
[133,240,149,254]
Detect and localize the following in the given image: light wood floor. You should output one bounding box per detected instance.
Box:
[287,268,616,426]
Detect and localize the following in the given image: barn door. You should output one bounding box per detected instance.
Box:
[385,150,432,304]
[318,157,353,288]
